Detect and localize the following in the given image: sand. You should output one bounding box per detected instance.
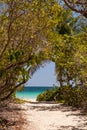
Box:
[20,101,87,130]
[1,99,87,130]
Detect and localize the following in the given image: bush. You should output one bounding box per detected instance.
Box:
[37,86,87,107]
[37,89,54,101]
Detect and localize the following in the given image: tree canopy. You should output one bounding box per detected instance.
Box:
[0,0,64,100]
[0,0,87,102]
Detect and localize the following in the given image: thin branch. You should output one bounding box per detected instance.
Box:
[0,67,31,101]
[64,0,87,18]
[0,79,27,101]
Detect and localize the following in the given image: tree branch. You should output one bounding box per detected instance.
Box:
[64,0,87,18]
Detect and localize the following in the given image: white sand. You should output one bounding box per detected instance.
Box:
[20,101,87,130]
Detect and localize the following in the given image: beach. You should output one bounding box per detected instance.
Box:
[21,101,87,130]
[1,99,87,130]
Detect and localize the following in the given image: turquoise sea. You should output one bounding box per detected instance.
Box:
[16,86,53,100]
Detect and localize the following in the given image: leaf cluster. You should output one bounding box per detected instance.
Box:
[37,86,87,107]
[0,0,64,101]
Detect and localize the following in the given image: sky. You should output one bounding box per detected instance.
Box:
[25,62,59,87]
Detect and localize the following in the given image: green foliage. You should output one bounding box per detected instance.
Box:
[37,86,87,107]
[0,0,87,103]
[56,10,73,35]
[0,0,64,101]
[37,89,54,101]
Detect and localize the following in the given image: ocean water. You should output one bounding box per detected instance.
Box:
[16,86,53,100]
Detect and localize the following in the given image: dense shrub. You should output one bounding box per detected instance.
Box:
[37,89,54,101]
[36,86,87,107]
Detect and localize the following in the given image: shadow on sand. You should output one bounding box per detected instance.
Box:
[29,101,83,114]
[0,101,87,130]
[0,102,27,130]
[27,101,87,130]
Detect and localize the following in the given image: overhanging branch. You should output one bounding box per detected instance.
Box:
[64,0,87,18]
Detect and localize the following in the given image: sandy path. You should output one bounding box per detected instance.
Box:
[21,102,87,130]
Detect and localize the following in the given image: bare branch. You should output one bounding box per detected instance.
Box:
[64,0,87,18]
